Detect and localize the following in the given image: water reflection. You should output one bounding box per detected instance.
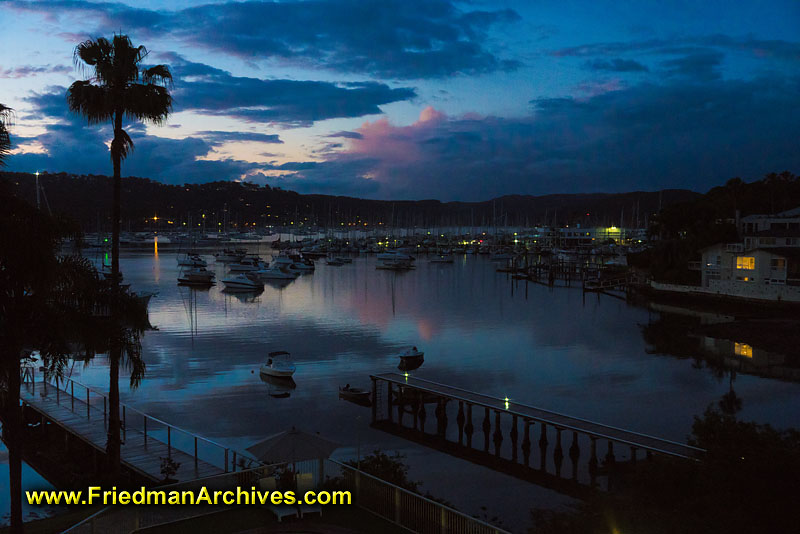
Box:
[54,251,800,530]
[260,374,297,398]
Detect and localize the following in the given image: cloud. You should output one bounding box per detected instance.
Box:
[327,131,363,140]
[0,65,72,78]
[584,58,649,72]
[195,131,283,144]
[165,55,416,127]
[8,0,521,79]
[279,77,800,200]
[660,50,723,81]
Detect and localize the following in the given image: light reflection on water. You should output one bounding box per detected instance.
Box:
[13,250,800,529]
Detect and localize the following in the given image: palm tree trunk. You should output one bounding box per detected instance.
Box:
[2,347,24,533]
[106,111,123,474]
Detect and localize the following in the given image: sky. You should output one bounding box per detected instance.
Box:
[0,0,799,201]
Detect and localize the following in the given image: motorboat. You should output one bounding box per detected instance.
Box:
[215,248,247,262]
[256,263,298,280]
[291,258,315,272]
[398,356,424,371]
[178,266,216,286]
[221,272,264,290]
[273,255,314,272]
[377,251,415,262]
[260,351,296,378]
[339,385,372,406]
[178,252,207,267]
[229,256,268,272]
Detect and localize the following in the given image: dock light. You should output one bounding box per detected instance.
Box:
[404,373,409,381]
[504,397,510,410]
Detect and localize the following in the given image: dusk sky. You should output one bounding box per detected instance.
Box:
[1,0,799,200]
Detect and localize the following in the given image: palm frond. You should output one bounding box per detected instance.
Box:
[67,81,113,124]
[0,103,13,167]
[142,65,173,88]
[110,128,134,161]
[123,84,172,125]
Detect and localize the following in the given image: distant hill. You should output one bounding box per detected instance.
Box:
[1,171,701,231]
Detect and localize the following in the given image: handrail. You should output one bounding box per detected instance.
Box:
[374,373,705,458]
[22,369,238,472]
[330,459,511,534]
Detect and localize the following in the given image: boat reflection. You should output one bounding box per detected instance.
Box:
[263,278,294,290]
[260,373,297,399]
[222,287,265,302]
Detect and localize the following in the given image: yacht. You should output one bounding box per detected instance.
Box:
[260,351,296,378]
[221,272,264,290]
[214,248,247,262]
[377,251,415,262]
[229,256,268,272]
[256,263,298,280]
[177,252,207,267]
[178,266,216,286]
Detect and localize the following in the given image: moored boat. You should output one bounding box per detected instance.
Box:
[260,351,296,377]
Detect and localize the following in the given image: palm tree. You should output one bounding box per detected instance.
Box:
[67,35,171,472]
[0,103,12,166]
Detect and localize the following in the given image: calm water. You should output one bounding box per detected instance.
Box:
[5,247,800,530]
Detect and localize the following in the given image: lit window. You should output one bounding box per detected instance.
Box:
[734,342,753,358]
[736,257,755,270]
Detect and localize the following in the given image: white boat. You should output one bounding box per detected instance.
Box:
[178,266,215,285]
[177,253,207,267]
[255,264,298,280]
[229,257,268,272]
[222,272,264,290]
[260,351,296,377]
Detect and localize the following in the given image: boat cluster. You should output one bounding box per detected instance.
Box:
[177,248,316,290]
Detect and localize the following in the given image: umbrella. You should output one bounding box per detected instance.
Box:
[246,427,340,463]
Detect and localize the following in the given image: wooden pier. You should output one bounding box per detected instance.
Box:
[19,371,240,484]
[370,373,704,491]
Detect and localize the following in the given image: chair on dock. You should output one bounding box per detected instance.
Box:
[258,476,298,522]
[295,472,322,519]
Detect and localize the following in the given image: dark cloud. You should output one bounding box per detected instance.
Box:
[0,65,71,78]
[8,0,521,79]
[165,55,416,126]
[195,131,283,144]
[280,77,800,200]
[327,131,363,139]
[584,58,649,72]
[660,50,723,81]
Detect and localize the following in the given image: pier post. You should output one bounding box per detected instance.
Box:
[589,437,598,487]
[492,411,503,456]
[510,415,519,463]
[464,404,474,448]
[371,378,377,424]
[630,446,637,465]
[538,423,549,471]
[418,402,426,433]
[569,431,580,480]
[521,421,532,467]
[482,408,491,452]
[387,383,393,423]
[553,427,564,477]
[605,441,616,465]
[456,401,465,445]
[413,393,419,430]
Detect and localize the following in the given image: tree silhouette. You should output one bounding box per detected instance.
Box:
[68,34,171,472]
[0,104,12,166]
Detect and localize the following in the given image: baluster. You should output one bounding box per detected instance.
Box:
[492,411,503,456]
[418,401,427,433]
[464,404,474,448]
[553,427,564,477]
[630,446,637,465]
[435,398,446,437]
[538,423,549,471]
[605,441,616,465]
[387,383,393,423]
[521,421,532,467]
[482,408,491,452]
[510,415,519,462]
[456,402,465,445]
[569,431,580,480]
[589,436,598,487]
[412,392,419,430]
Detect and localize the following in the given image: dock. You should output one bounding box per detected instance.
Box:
[20,371,241,484]
[370,373,704,491]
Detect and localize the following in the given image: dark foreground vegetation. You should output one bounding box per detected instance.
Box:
[529,406,800,534]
